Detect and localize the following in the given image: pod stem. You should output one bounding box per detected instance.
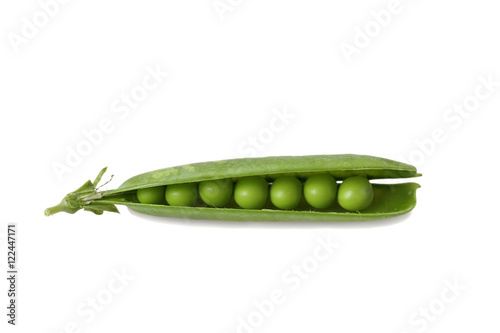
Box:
[45,167,119,216]
[44,202,69,216]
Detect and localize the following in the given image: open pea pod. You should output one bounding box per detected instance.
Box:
[45,154,421,221]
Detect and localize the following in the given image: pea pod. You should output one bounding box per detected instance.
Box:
[45,154,421,221]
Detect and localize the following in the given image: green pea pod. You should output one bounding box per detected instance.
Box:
[45,154,421,221]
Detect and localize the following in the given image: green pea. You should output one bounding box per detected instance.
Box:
[165,183,198,207]
[137,186,165,204]
[199,179,233,207]
[270,176,302,209]
[46,155,420,220]
[337,176,373,211]
[234,176,268,209]
[303,174,337,209]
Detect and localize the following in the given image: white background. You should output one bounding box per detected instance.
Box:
[1,0,499,332]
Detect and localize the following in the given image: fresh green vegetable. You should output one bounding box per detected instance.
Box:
[45,154,421,221]
[199,179,233,207]
[137,186,165,204]
[234,176,268,209]
[270,176,302,209]
[303,174,337,209]
[165,183,198,207]
[337,176,373,211]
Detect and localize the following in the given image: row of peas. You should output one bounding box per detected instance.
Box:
[136,174,374,211]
